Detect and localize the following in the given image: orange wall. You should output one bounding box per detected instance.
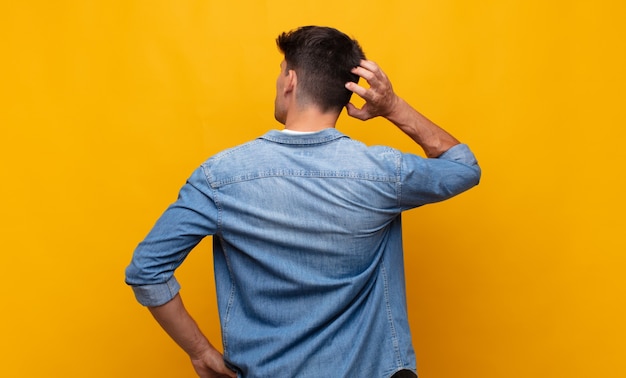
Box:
[1,1,625,377]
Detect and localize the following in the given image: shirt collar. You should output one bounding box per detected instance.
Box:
[260,128,348,145]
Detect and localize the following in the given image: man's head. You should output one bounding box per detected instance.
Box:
[275,26,366,117]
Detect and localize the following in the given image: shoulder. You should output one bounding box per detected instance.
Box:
[209,138,265,162]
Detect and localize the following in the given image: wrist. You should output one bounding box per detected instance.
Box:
[384,97,413,128]
[186,337,214,360]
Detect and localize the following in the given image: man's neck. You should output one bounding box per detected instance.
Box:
[283,107,339,132]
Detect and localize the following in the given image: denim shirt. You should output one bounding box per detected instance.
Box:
[125,128,480,378]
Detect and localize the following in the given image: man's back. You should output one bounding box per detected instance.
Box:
[126,128,478,376]
[207,129,415,377]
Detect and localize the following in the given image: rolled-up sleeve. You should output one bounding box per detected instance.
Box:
[125,166,219,307]
[399,143,481,209]
[129,277,181,307]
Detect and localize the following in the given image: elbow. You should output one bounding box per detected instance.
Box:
[440,164,481,199]
[125,262,142,286]
[470,164,481,187]
[462,163,482,191]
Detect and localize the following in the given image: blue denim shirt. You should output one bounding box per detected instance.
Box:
[126,128,480,378]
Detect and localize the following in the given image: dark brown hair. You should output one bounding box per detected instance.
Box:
[276,26,366,112]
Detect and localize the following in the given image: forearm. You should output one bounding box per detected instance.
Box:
[385,97,460,158]
[148,294,236,377]
[148,293,215,359]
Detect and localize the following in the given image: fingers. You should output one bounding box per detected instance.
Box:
[345,60,397,120]
[359,59,379,72]
[351,65,375,83]
[345,81,368,99]
[347,60,392,101]
[352,60,380,78]
[351,60,387,86]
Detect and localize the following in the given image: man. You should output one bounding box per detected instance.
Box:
[126,26,480,378]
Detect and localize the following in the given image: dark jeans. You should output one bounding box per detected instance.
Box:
[391,370,417,378]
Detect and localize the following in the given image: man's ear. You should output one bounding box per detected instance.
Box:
[284,69,297,95]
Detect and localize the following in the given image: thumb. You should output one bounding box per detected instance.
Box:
[345,103,371,121]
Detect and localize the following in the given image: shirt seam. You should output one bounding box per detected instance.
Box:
[396,151,403,208]
[211,171,398,188]
[381,258,403,369]
[218,235,237,359]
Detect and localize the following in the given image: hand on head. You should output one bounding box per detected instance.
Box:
[345,60,400,121]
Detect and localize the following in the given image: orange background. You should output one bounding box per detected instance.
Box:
[1,1,625,377]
